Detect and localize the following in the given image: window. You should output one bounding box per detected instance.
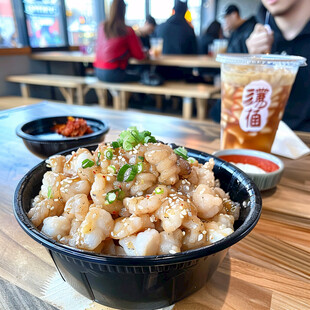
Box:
[188,0,201,35]
[0,0,20,48]
[149,0,174,25]
[125,0,145,27]
[23,0,67,48]
[65,0,97,46]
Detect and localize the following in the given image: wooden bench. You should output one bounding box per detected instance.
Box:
[6,74,97,105]
[86,81,221,119]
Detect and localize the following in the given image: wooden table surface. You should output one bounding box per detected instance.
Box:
[1,102,309,310]
[31,51,220,68]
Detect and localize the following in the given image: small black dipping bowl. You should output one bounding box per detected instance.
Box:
[16,116,109,158]
[14,145,262,310]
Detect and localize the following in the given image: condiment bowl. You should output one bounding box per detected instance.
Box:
[213,149,284,191]
[16,116,109,158]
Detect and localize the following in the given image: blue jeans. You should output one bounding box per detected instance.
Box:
[95,68,140,83]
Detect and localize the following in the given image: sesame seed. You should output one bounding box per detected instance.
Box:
[169,250,176,254]
[198,234,203,241]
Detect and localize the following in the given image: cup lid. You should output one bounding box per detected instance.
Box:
[216,54,307,67]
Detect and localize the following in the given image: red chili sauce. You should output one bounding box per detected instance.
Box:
[219,155,279,173]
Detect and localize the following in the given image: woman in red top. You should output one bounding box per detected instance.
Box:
[94,0,145,83]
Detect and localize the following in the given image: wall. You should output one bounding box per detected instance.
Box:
[0,55,32,97]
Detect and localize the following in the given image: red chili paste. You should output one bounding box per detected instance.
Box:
[219,154,279,173]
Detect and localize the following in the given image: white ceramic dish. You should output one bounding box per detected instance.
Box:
[212,149,284,191]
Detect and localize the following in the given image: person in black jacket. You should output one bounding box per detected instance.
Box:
[156,1,197,55]
[155,0,197,80]
[223,4,257,53]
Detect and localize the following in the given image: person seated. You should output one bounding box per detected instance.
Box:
[197,21,222,83]
[223,4,257,53]
[156,0,197,55]
[94,0,145,83]
[135,15,157,50]
[245,0,310,132]
[155,0,197,80]
[198,20,223,55]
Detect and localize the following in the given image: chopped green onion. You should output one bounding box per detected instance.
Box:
[174,147,188,160]
[144,135,156,144]
[107,165,116,174]
[154,186,164,195]
[82,159,95,168]
[125,165,138,182]
[96,151,101,166]
[104,149,113,160]
[111,141,119,149]
[105,189,125,204]
[138,156,144,161]
[47,186,53,199]
[187,157,196,164]
[117,127,156,151]
[105,191,117,204]
[137,162,143,173]
[117,164,131,181]
[117,190,125,200]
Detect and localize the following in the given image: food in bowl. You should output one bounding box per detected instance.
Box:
[15,133,261,309]
[28,127,240,256]
[52,116,93,137]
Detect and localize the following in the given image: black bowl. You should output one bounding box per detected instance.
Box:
[16,116,109,158]
[14,145,262,310]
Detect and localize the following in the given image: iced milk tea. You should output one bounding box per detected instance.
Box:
[216,54,306,152]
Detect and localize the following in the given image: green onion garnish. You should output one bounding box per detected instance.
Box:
[96,151,101,166]
[117,164,138,182]
[105,189,125,204]
[174,147,188,160]
[187,157,196,164]
[105,191,117,204]
[117,164,131,181]
[154,186,164,195]
[47,186,53,199]
[104,149,113,160]
[117,127,156,151]
[137,162,143,173]
[107,165,116,174]
[82,159,95,168]
[138,156,144,161]
[125,165,138,182]
[144,135,156,144]
[111,141,119,149]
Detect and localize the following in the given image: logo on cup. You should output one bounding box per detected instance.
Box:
[240,80,272,132]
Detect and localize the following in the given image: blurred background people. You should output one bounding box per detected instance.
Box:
[155,0,197,80]
[135,15,157,50]
[94,0,145,83]
[198,20,223,55]
[223,4,257,53]
[245,0,310,131]
[156,0,197,55]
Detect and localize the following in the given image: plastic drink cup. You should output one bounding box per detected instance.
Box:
[150,38,163,58]
[216,54,306,152]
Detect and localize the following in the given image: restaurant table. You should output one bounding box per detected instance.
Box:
[31,51,220,68]
[1,101,309,310]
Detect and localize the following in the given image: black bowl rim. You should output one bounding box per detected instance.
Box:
[14,144,262,266]
[16,116,110,143]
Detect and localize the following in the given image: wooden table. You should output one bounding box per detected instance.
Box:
[1,102,309,310]
[31,51,220,68]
